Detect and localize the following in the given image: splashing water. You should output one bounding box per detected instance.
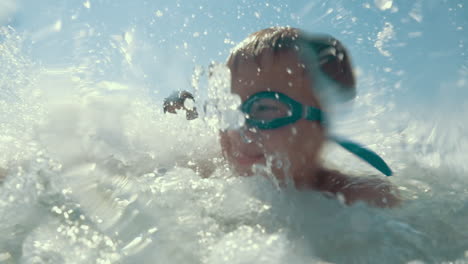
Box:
[1,1,468,263]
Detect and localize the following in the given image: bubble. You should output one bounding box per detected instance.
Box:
[291,127,297,135]
[240,128,253,144]
[155,10,164,17]
[83,0,91,9]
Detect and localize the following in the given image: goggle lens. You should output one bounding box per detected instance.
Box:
[248,98,292,122]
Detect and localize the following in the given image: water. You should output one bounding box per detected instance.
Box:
[1,1,468,263]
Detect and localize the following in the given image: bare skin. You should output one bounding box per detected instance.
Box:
[220,49,400,208]
[314,169,400,208]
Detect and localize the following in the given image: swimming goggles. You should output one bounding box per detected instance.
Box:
[240,91,393,176]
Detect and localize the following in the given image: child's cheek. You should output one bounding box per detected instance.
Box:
[259,129,295,153]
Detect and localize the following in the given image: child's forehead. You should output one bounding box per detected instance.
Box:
[232,49,308,75]
[229,49,320,106]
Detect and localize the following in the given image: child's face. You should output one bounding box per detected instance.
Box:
[220,50,326,184]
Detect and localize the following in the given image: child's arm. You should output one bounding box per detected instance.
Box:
[316,169,401,208]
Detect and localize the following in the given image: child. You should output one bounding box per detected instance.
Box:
[219,27,400,208]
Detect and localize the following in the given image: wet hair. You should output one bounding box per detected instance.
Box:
[227,27,356,102]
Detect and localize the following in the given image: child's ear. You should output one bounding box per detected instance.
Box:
[307,35,356,101]
[319,43,356,98]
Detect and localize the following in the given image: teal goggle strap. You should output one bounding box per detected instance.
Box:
[327,135,393,176]
[241,91,393,176]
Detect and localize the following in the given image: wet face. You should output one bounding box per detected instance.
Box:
[220,50,326,185]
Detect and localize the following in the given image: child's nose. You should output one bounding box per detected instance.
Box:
[239,126,268,147]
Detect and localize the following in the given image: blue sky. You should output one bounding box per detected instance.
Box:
[1,0,467,109]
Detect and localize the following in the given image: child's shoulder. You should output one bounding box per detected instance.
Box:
[315,169,401,208]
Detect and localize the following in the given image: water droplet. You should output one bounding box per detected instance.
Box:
[240,129,253,143]
[275,159,283,169]
[184,98,195,110]
[155,10,164,17]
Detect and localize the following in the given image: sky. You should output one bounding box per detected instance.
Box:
[1,0,467,109]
